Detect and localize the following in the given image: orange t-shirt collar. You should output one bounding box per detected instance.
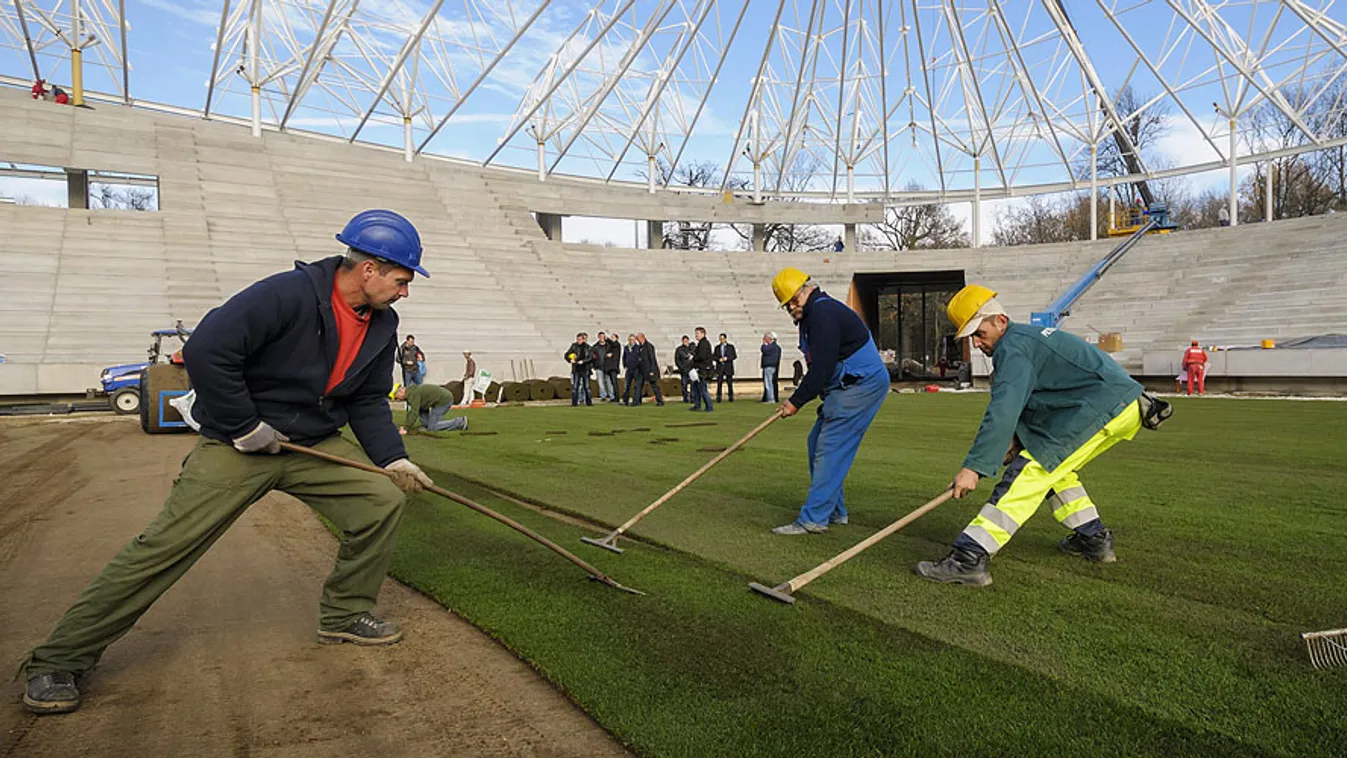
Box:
[327,277,371,393]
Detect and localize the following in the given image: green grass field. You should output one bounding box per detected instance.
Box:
[382,394,1346,757]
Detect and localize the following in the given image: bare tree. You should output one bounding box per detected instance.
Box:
[88,183,120,210]
[641,160,743,250]
[992,194,1080,246]
[1169,187,1227,229]
[87,183,158,211]
[1077,85,1171,206]
[729,155,833,252]
[124,187,157,211]
[862,184,969,250]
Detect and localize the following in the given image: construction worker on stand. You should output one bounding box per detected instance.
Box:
[769,267,890,535]
[20,210,435,715]
[914,285,1172,587]
[1182,339,1208,395]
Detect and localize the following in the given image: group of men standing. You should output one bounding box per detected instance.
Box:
[566,331,666,407]
[565,329,783,411]
[671,328,722,411]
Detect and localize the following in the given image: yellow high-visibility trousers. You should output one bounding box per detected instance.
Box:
[961,401,1142,555]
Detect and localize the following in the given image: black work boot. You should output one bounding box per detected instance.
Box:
[1059,528,1116,563]
[23,672,81,715]
[317,612,403,646]
[913,547,993,587]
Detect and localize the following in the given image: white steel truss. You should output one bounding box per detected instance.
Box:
[0,0,128,102]
[1,0,1346,200]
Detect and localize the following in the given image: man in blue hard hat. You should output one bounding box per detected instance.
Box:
[20,209,435,716]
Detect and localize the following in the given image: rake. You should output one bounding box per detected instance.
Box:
[581,410,783,554]
[750,488,954,604]
[1302,629,1347,670]
[279,442,643,595]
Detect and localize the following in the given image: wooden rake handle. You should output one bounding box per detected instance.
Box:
[278,442,641,594]
[783,488,955,595]
[611,409,784,536]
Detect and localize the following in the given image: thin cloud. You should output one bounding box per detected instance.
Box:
[138,0,218,26]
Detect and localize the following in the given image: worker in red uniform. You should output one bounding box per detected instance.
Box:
[1182,340,1207,395]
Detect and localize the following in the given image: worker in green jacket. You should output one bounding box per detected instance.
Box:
[394,384,468,434]
[915,284,1170,587]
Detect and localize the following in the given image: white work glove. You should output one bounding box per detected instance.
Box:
[688,369,699,382]
[385,458,434,494]
[232,421,289,454]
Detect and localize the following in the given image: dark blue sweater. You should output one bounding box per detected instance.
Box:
[789,289,873,407]
[761,341,781,369]
[183,256,407,467]
[623,344,641,371]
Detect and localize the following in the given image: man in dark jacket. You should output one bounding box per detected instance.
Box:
[397,334,425,386]
[603,333,622,403]
[621,334,642,405]
[21,210,435,716]
[714,333,738,403]
[760,332,782,403]
[674,335,694,402]
[634,332,665,406]
[565,333,593,406]
[593,331,614,401]
[690,327,715,412]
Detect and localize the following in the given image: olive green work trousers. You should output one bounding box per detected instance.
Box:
[23,435,405,678]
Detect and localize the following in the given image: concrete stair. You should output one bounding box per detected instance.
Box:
[3,86,1347,392]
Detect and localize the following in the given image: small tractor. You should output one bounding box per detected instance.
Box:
[94,322,192,414]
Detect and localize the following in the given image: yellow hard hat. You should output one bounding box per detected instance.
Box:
[389,383,403,400]
[772,267,810,305]
[946,284,1006,339]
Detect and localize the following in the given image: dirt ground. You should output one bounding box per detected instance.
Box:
[0,416,630,758]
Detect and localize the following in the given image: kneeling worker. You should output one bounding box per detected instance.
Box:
[915,284,1169,587]
[395,383,468,434]
[770,267,890,535]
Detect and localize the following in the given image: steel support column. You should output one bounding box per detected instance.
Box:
[972,155,981,248]
[70,0,84,106]
[1228,117,1238,227]
[1090,143,1098,241]
[1266,163,1274,222]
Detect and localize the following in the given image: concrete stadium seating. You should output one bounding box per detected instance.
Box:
[2,87,1345,395]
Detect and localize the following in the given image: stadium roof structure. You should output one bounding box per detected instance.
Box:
[2,0,1347,203]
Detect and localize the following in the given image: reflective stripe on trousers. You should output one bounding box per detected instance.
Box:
[961,400,1142,555]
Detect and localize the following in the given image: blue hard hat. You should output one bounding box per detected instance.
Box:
[335,209,430,278]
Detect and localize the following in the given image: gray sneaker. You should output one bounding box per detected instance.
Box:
[318,613,404,646]
[829,514,848,526]
[771,521,828,535]
[23,672,81,715]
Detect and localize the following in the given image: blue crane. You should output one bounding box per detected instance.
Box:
[1030,217,1159,329]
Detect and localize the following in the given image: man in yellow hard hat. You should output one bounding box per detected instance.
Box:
[768,267,890,535]
[914,284,1171,586]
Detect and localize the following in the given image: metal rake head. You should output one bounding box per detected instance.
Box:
[1302,628,1347,670]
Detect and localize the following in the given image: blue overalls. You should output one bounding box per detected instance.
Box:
[795,308,890,528]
